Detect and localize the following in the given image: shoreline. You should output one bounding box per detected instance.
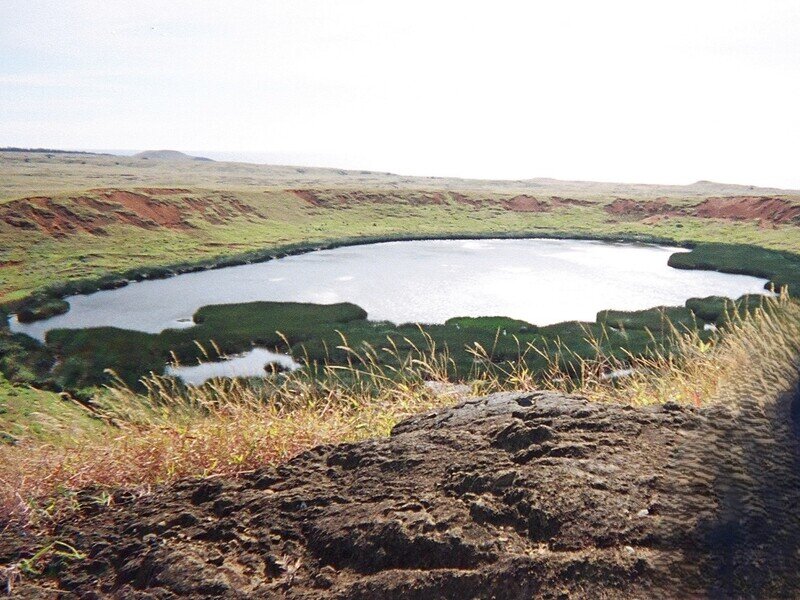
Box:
[5,230,793,325]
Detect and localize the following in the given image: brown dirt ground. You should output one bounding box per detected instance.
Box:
[694,196,800,224]
[3,387,799,598]
[604,198,677,218]
[501,195,550,212]
[96,190,186,229]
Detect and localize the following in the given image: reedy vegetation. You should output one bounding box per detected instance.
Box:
[1,294,798,533]
[473,290,800,407]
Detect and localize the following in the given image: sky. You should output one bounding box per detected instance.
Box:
[1,1,799,188]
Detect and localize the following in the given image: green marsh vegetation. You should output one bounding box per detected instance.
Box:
[0,240,796,402]
[12,293,750,391]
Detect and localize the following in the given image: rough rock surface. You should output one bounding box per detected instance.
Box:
[4,389,800,598]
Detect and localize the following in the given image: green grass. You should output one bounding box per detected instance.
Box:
[0,329,55,386]
[0,375,105,444]
[35,289,782,391]
[16,297,69,323]
[597,306,698,332]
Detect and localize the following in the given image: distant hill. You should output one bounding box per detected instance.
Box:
[133,150,213,162]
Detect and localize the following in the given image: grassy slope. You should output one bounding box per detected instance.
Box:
[0,375,104,444]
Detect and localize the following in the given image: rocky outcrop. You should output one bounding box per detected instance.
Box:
[5,389,800,598]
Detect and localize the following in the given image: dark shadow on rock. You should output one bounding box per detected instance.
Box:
[694,383,800,597]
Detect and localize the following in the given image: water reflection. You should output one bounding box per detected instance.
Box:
[165,347,301,386]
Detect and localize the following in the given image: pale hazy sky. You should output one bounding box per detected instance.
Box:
[1,1,799,187]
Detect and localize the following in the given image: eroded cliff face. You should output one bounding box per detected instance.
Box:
[5,389,800,598]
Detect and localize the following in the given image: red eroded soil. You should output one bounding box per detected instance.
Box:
[292,190,592,213]
[95,190,185,228]
[0,196,132,237]
[605,195,800,225]
[0,190,262,237]
[501,195,550,212]
[694,196,800,224]
[293,189,325,207]
[604,198,679,218]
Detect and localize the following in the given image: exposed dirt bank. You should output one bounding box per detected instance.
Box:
[4,388,799,598]
[0,190,261,237]
[292,190,589,212]
[693,196,800,223]
[605,195,800,225]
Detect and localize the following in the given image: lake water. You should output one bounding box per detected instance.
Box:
[12,238,770,343]
[165,348,302,385]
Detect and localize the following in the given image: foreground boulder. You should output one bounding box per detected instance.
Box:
[5,389,800,598]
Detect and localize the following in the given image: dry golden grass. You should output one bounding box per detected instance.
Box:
[0,333,457,531]
[1,295,798,533]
